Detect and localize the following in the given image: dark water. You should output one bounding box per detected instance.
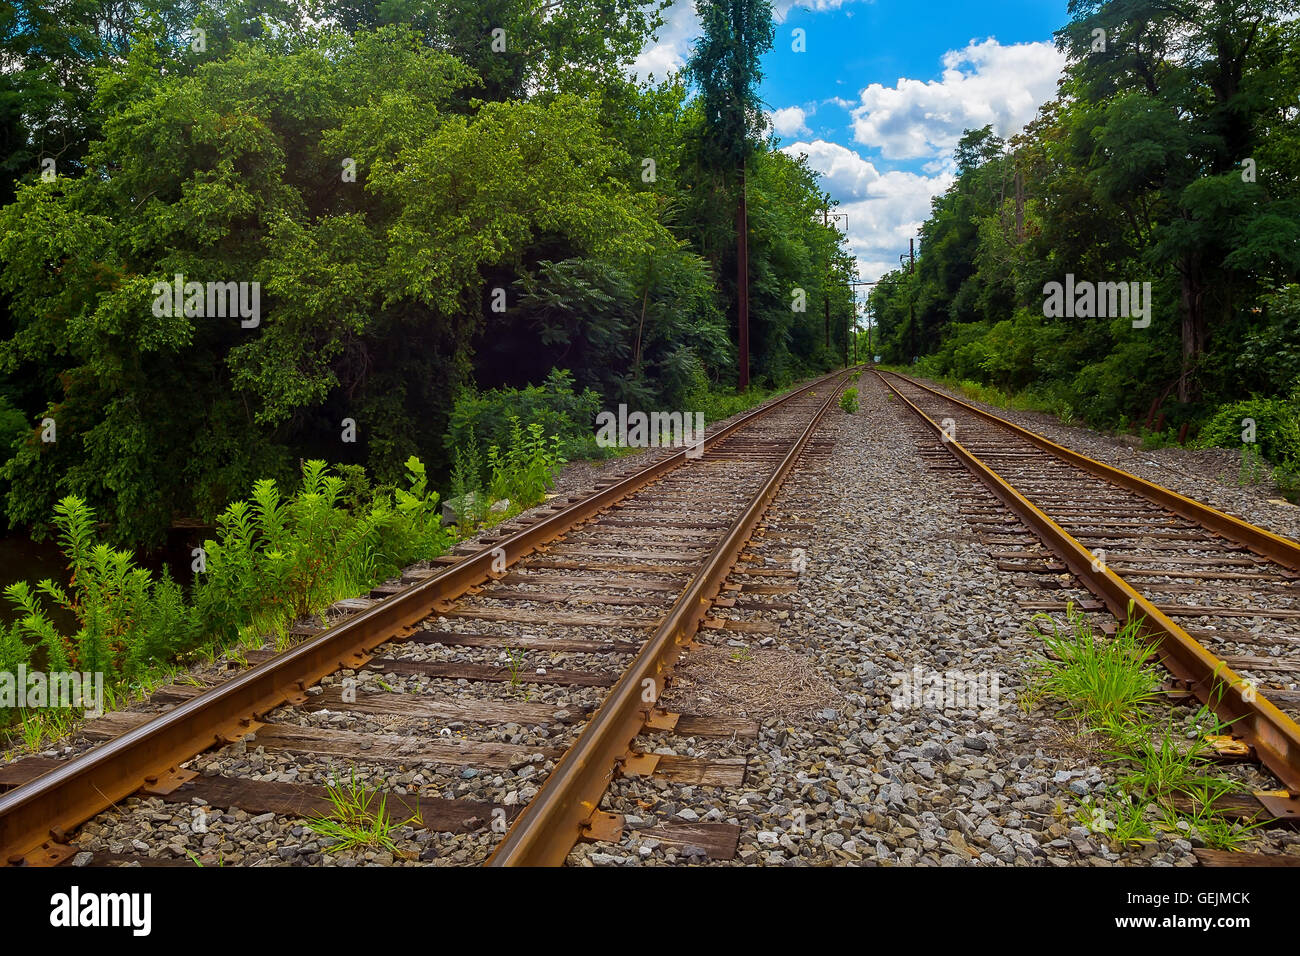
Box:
[0,529,209,634]
[0,534,71,628]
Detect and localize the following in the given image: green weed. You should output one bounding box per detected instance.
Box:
[1022,606,1162,735]
[487,416,565,512]
[1026,605,1264,853]
[1240,443,1267,485]
[308,771,417,854]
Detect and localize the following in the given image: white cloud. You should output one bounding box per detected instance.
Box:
[782,139,953,282]
[769,106,812,137]
[631,0,700,81]
[850,38,1065,160]
[773,0,864,19]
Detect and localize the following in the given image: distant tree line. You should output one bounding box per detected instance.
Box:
[0,0,856,547]
[869,1,1300,440]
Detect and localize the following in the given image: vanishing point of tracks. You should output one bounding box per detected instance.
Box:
[0,370,854,867]
[878,369,1300,811]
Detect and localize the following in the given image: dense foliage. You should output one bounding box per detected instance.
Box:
[0,0,854,550]
[869,1,1300,470]
[0,409,575,733]
[0,457,451,724]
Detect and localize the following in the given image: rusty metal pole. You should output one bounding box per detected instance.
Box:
[737,165,749,391]
[823,207,830,348]
[908,239,916,362]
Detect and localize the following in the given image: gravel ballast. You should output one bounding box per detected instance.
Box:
[574,371,1300,866]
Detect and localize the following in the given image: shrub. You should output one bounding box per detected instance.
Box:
[486,416,565,509]
[1275,460,1300,503]
[0,396,26,453]
[0,429,585,737]
[1238,285,1300,396]
[1195,397,1300,466]
[839,387,859,414]
[446,368,603,468]
[0,497,205,726]
[680,375,786,424]
[1,457,455,730]
[196,458,450,641]
[3,498,202,680]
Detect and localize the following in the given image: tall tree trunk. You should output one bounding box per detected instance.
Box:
[737,163,749,390]
[1014,168,1024,242]
[634,282,649,373]
[1178,256,1206,402]
[823,206,831,347]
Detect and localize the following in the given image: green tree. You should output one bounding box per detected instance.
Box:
[685,0,774,389]
[1056,0,1300,400]
[0,27,675,544]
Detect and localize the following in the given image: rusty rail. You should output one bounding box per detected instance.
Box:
[486,371,855,865]
[880,371,1300,572]
[0,370,850,865]
[876,369,1300,791]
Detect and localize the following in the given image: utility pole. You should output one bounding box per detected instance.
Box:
[823,206,847,351]
[905,238,916,362]
[738,168,749,390]
[823,207,831,348]
[849,279,878,366]
[822,207,848,364]
[852,296,858,364]
[909,238,915,361]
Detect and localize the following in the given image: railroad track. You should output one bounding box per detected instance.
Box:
[877,369,1300,812]
[0,369,854,867]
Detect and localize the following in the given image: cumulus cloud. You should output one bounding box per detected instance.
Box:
[631,0,700,81]
[850,38,1065,160]
[782,140,952,282]
[769,106,812,137]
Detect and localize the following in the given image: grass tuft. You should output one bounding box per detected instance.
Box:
[1024,605,1263,852]
[1021,606,1161,735]
[308,771,417,854]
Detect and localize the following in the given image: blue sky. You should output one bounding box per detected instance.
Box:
[633,0,1072,281]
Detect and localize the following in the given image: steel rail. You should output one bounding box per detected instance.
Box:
[486,371,856,865]
[875,370,1300,791]
[0,370,849,865]
[879,370,1300,572]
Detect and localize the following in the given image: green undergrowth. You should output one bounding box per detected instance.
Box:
[1193,391,1300,501]
[1023,604,1264,852]
[0,371,820,752]
[911,370,1079,424]
[1,421,567,750]
[686,381,794,423]
[308,769,417,855]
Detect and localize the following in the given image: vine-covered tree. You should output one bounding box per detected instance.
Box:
[686,0,774,389]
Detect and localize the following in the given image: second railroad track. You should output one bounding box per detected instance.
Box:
[877,369,1300,804]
